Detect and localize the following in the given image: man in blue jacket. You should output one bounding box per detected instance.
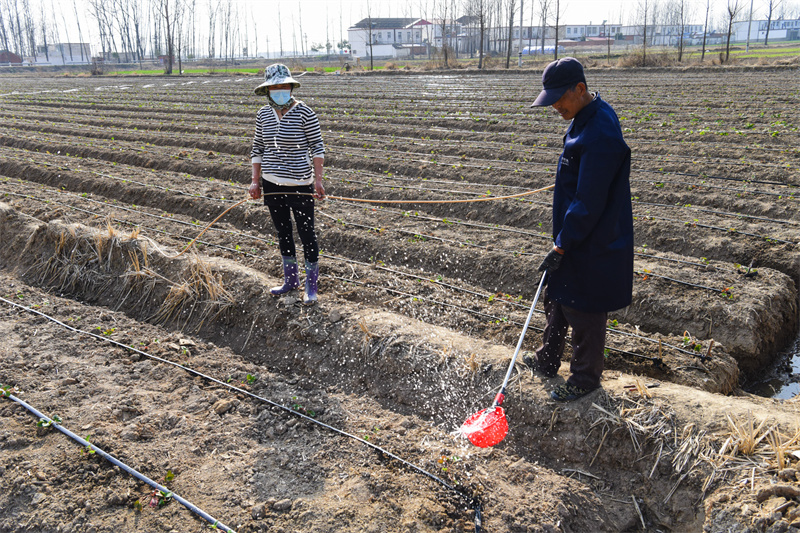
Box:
[526,57,633,402]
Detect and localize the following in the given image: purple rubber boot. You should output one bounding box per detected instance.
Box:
[303,261,319,305]
[270,256,300,295]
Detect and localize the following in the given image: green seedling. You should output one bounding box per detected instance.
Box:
[133,499,143,512]
[37,415,62,429]
[721,287,734,300]
[245,374,257,385]
[608,319,618,329]
[0,385,17,398]
[148,489,172,508]
[81,435,96,455]
[438,454,461,473]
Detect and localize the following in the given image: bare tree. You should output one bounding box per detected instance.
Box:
[130,0,145,67]
[366,0,374,69]
[207,0,217,58]
[636,0,649,65]
[701,0,710,60]
[155,0,180,73]
[764,0,782,45]
[472,0,487,68]
[88,0,119,60]
[668,0,692,61]
[724,0,744,61]
[72,0,87,62]
[38,1,49,62]
[505,0,516,68]
[22,0,35,61]
[552,0,561,59]
[10,0,25,57]
[1,2,13,56]
[538,0,549,54]
[174,0,185,72]
[436,0,450,66]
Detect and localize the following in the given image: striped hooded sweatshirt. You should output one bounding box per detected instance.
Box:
[250,100,325,186]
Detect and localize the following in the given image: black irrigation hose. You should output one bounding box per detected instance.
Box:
[330,275,674,364]
[636,270,728,295]
[638,214,798,245]
[634,252,737,273]
[0,184,719,362]
[1,392,237,533]
[319,212,534,256]
[634,200,800,227]
[631,176,792,200]
[645,167,792,187]
[0,296,484,532]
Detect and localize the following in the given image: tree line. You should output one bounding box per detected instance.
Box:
[0,0,798,71]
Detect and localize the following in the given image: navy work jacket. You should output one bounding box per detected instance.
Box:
[547,95,633,313]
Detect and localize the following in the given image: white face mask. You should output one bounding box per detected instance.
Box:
[269,89,292,106]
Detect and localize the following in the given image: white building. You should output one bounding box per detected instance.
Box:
[32,43,91,65]
[732,17,800,43]
[564,22,623,40]
[619,24,708,46]
[348,18,433,59]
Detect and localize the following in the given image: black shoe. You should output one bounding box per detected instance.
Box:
[522,351,558,378]
[550,383,597,402]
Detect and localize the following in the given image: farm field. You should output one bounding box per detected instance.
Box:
[0,68,798,532]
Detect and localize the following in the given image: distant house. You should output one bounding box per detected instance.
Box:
[564,22,623,41]
[733,17,800,42]
[348,18,433,59]
[32,43,91,65]
[0,50,23,64]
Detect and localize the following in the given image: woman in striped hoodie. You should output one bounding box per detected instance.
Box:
[249,64,326,305]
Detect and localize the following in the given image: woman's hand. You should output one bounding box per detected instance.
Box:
[249,180,262,200]
[313,178,326,199]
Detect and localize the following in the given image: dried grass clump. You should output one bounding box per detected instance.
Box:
[721,412,771,457]
[151,255,234,331]
[617,51,677,67]
[30,222,123,295]
[590,393,725,502]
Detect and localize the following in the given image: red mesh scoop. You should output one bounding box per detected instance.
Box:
[460,406,508,448]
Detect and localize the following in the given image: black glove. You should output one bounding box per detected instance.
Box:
[538,249,563,272]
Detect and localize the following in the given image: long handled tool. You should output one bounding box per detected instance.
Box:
[460,271,548,448]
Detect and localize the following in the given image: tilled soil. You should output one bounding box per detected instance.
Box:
[0,68,799,532]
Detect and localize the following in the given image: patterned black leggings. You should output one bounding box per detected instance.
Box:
[264,182,318,263]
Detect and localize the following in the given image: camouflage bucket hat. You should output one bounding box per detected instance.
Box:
[254,63,301,96]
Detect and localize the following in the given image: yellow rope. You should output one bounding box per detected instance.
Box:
[172,197,250,258]
[170,184,555,257]
[325,183,555,204]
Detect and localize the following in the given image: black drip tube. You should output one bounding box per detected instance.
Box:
[0,296,483,532]
[3,392,236,533]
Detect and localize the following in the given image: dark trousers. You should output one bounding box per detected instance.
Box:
[535,289,607,390]
[263,181,319,264]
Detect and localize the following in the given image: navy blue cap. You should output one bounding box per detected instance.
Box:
[531,57,586,107]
